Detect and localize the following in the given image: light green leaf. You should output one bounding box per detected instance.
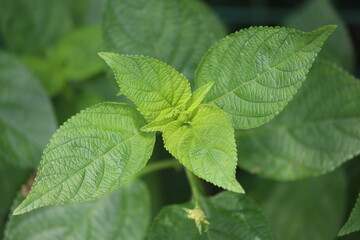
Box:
[0,0,73,55]
[236,60,360,180]
[0,166,29,235]
[0,52,57,168]
[146,191,273,240]
[103,0,226,82]
[162,105,243,193]
[48,26,104,81]
[186,82,214,112]
[13,102,155,215]
[339,191,360,236]
[247,169,346,240]
[6,180,150,240]
[141,117,176,133]
[99,53,192,122]
[196,25,336,129]
[284,0,355,71]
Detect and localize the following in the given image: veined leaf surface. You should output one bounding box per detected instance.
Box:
[99,53,192,122]
[196,25,335,129]
[14,102,155,215]
[237,60,360,180]
[162,105,243,193]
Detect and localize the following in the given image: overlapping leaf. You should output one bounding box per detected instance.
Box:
[146,191,273,240]
[162,105,243,193]
[14,103,155,215]
[6,180,150,240]
[284,0,355,71]
[99,53,192,122]
[196,25,335,129]
[103,0,226,82]
[339,191,360,236]
[0,52,57,168]
[0,0,73,55]
[236,60,360,180]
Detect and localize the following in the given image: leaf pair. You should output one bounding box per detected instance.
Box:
[13,25,334,215]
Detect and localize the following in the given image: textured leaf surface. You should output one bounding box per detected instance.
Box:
[186,82,214,112]
[6,180,150,240]
[14,102,155,215]
[284,0,354,71]
[0,166,29,235]
[100,53,192,122]
[196,25,335,129]
[162,105,243,193]
[0,52,57,168]
[0,0,72,55]
[103,0,226,82]
[339,192,360,236]
[146,191,273,240]
[236,60,360,180]
[48,26,104,81]
[247,169,346,240]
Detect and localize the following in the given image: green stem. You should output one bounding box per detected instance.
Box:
[136,159,179,178]
[185,169,202,207]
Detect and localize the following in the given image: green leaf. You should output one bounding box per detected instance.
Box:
[196,25,336,129]
[146,191,273,240]
[99,53,192,122]
[284,0,355,71]
[339,191,360,236]
[0,166,29,235]
[186,82,214,112]
[247,169,346,240]
[236,60,360,180]
[6,180,150,240]
[162,105,243,193]
[141,117,176,133]
[13,102,155,215]
[102,0,226,82]
[48,26,104,81]
[0,0,73,55]
[0,52,57,168]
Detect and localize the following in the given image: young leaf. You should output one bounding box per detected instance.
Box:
[146,191,273,240]
[248,169,346,240]
[196,25,336,129]
[6,180,150,240]
[186,82,214,112]
[162,105,243,193]
[103,0,226,82]
[141,117,176,133]
[0,0,73,55]
[99,53,192,122]
[339,191,360,236]
[236,60,360,180]
[284,0,355,71]
[13,102,155,215]
[0,52,57,168]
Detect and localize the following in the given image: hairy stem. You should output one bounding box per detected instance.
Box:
[185,169,203,207]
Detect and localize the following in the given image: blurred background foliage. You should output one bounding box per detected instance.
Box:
[0,0,359,239]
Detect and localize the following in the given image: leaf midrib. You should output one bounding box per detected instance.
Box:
[206,30,328,105]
